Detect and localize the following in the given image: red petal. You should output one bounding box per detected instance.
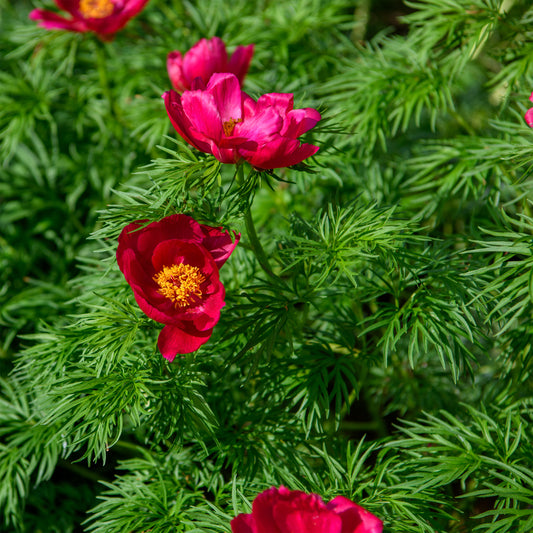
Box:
[118,0,151,18]
[29,9,88,32]
[231,514,257,533]
[181,90,224,143]
[157,324,213,359]
[228,44,255,84]
[256,93,294,117]
[275,505,341,533]
[234,106,283,143]
[206,142,240,164]
[252,488,285,533]
[117,248,176,324]
[150,239,211,272]
[163,90,214,154]
[199,226,240,268]
[182,37,228,88]
[525,108,533,127]
[118,216,203,259]
[240,136,319,169]
[167,51,186,92]
[280,108,321,138]
[54,0,79,15]
[206,73,243,123]
[326,497,383,533]
[88,0,149,35]
[242,93,257,118]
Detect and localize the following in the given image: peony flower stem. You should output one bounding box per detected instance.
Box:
[57,459,105,483]
[237,165,275,278]
[448,108,476,137]
[93,40,121,125]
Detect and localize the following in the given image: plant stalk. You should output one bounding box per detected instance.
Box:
[236,165,275,278]
[93,40,123,128]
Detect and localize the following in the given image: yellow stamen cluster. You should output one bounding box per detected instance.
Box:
[79,0,114,19]
[153,263,205,308]
[223,117,243,136]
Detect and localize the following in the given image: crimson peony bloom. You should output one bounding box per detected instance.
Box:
[525,92,533,127]
[231,486,383,533]
[29,0,150,40]
[168,37,254,93]
[116,214,239,360]
[162,72,321,170]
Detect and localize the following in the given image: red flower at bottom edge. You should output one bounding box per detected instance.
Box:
[116,214,239,360]
[231,486,383,533]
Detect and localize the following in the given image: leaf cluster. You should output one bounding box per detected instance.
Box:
[2,0,533,532]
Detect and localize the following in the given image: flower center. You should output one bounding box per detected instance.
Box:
[222,117,243,136]
[153,263,206,308]
[79,0,114,18]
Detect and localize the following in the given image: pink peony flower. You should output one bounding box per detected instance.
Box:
[29,0,150,40]
[162,73,321,170]
[116,214,239,360]
[525,92,533,127]
[167,37,254,93]
[231,486,383,533]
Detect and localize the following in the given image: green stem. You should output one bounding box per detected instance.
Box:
[339,385,358,422]
[236,165,275,278]
[94,41,112,108]
[364,389,388,438]
[93,40,123,127]
[449,108,477,137]
[340,421,381,431]
[58,459,109,483]
[351,0,371,42]
[113,439,146,457]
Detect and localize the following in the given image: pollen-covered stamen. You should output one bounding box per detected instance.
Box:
[223,117,243,136]
[153,263,206,308]
[79,0,115,18]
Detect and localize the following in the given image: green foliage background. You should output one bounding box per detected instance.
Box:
[1,0,533,531]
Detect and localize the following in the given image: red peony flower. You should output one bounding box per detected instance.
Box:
[29,0,150,40]
[525,92,533,127]
[231,486,383,533]
[162,72,321,170]
[116,214,239,360]
[167,37,254,93]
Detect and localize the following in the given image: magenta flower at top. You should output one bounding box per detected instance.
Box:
[163,73,321,170]
[525,92,533,127]
[168,37,254,93]
[29,0,150,40]
[231,486,383,533]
